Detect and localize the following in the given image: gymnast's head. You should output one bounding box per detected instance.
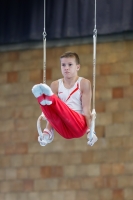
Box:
[60,52,80,76]
[60,51,80,65]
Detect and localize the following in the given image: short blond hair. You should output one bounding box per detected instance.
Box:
[60,52,80,65]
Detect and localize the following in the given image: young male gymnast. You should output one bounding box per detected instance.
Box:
[32,52,98,146]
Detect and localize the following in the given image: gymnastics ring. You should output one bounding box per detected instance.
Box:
[37,113,47,137]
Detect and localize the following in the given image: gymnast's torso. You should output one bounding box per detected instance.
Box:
[58,77,83,114]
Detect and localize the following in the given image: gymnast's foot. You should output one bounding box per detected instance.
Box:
[39,83,53,96]
[32,83,53,105]
[38,128,54,146]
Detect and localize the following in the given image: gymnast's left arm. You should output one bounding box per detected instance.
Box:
[80,78,92,130]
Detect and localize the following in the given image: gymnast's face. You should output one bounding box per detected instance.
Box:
[60,57,80,78]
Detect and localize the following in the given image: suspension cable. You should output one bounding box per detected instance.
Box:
[36,0,47,139]
[43,0,47,83]
[92,0,97,110]
[89,0,97,140]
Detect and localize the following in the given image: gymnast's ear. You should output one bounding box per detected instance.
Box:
[76,64,80,71]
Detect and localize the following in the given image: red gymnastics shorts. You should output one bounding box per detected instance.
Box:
[37,94,88,139]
